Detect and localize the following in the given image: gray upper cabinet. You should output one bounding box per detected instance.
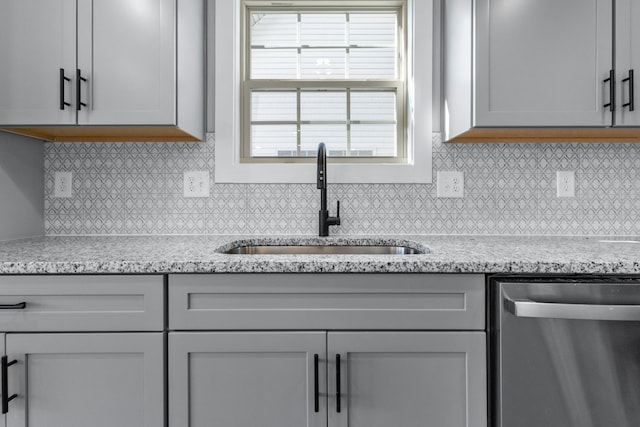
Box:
[444,0,640,141]
[76,0,176,126]
[0,0,77,126]
[473,0,612,127]
[0,0,204,142]
[615,0,640,126]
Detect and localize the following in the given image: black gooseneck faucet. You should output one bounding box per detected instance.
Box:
[317,142,340,236]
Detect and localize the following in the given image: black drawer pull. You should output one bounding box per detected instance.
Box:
[76,69,87,111]
[623,69,635,111]
[336,354,341,413]
[1,356,17,414]
[604,69,615,112]
[0,302,26,310]
[314,354,319,413]
[59,68,71,110]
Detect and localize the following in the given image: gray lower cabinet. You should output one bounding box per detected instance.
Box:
[0,275,165,427]
[169,332,327,427]
[168,331,486,427]
[4,333,164,427]
[328,332,486,427]
[0,333,4,427]
[168,274,487,427]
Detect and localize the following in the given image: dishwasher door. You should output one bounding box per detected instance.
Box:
[492,277,640,427]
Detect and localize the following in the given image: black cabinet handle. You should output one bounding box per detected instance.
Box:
[1,356,17,414]
[623,69,635,111]
[0,302,26,310]
[314,354,319,413]
[604,69,615,112]
[335,354,341,413]
[59,69,71,110]
[76,69,87,111]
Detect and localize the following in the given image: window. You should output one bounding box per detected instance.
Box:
[214,0,432,183]
[241,2,407,163]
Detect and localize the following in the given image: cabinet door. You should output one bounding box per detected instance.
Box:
[169,332,326,427]
[0,333,4,427]
[76,0,176,125]
[0,0,76,125]
[474,0,613,127]
[5,333,164,427]
[328,332,487,427]
[615,0,640,126]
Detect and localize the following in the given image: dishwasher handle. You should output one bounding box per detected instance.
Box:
[504,294,640,321]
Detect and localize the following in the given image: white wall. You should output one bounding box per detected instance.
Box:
[0,132,44,240]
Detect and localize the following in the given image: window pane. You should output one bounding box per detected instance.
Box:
[351,124,396,156]
[244,6,405,162]
[301,91,346,121]
[251,49,298,79]
[252,91,297,121]
[300,14,346,46]
[300,49,345,78]
[251,125,298,157]
[351,91,396,121]
[349,13,397,46]
[349,48,396,78]
[250,13,298,47]
[300,124,347,154]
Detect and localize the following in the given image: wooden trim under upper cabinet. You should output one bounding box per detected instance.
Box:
[447,127,640,143]
[0,126,202,142]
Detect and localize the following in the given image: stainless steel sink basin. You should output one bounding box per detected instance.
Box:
[225,245,424,255]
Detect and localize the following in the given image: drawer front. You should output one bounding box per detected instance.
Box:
[0,275,164,331]
[169,274,485,330]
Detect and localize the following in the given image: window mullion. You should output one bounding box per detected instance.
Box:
[297,13,301,80]
[297,88,302,156]
[346,88,351,156]
[345,12,350,80]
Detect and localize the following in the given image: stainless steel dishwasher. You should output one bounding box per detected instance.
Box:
[491,275,640,427]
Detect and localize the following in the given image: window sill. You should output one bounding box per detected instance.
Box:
[214,147,431,184]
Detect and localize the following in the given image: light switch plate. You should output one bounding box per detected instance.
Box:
[437,171,464,198]
[54,171,73,198]
[557,171,575,197]
[183,171,210,198]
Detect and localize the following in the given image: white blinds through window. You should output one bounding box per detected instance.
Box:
[242,2,406,162]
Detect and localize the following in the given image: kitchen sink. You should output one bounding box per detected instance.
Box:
[224,244,426,255]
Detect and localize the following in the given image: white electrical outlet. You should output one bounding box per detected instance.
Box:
[54,171,73,198]
[437,171,464,198]
[557,171,575,197]
[183,171,210,198]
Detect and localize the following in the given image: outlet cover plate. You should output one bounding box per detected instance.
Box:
[437,171,464,198]
[54,171,73,198]
[183,171,210,198]
[557,171,575,197]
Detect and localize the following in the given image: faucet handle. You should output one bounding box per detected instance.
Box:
[334,201,341,225]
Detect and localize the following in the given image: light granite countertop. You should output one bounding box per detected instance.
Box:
[0,235,639,274]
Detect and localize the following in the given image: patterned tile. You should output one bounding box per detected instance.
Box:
[43,132,640,236]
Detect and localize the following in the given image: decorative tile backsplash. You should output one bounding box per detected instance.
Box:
[44,133,640,235]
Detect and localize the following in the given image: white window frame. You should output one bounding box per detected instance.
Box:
[242,3,406,163]
[214,0,432,183]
